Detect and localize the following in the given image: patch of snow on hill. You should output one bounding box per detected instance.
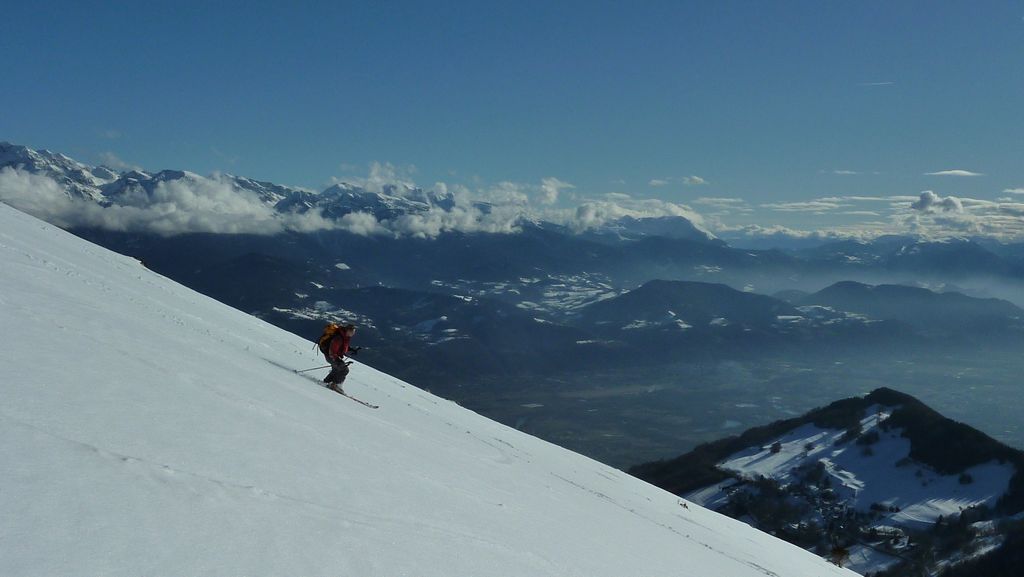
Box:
[0,203,858,577]
[708,407,1014,529]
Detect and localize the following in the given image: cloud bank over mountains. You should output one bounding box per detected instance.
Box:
[707,191,1024,243]
[0,167,335,236]
[0,148,709,239]
[3,143,1024,243]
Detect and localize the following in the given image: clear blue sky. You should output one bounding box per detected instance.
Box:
[4,1,1024,239]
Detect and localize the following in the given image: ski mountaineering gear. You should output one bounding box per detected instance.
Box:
[333,387,379,409]
[296,365,331,374]
[318,323,357,392]
[293,368,379,409]
[317,323,342,357]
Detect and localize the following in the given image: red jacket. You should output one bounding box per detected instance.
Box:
[328,332,351,360]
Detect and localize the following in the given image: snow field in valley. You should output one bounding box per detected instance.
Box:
[0,203,856,577]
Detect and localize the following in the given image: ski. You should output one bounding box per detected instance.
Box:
[337,389,379,409]
[295,371,380,408]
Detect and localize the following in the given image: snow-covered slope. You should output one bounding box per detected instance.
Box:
[696,409,1014,528]
[672,397,1020,575]
[0,202,855,577]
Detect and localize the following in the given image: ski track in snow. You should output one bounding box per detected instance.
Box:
[0,204,857,577]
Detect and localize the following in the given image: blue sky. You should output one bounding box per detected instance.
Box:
[4,1,1024,240]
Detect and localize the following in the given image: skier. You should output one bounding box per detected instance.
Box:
[319,323,359,393]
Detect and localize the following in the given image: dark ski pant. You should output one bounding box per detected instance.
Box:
[324,358,350,389]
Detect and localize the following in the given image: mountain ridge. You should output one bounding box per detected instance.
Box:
[630,387,1024,575]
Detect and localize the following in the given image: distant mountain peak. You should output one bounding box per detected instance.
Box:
[591,214,720,244]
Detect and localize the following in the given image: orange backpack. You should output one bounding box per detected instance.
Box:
[316,323,341,356]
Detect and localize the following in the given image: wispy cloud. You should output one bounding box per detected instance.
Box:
[539,177,574,205]
[330,161,418,193]
[694,197,751,213]
[210,147,240,166]
[695,197,745,207]
[761,200,849,213]
[648,175,708,187]
[858,81,895,87]
[97,152,142,172]
[924,169,984,177]
[711,189,1024,242]
[819,195,912,203]
[1003,188,1024,194]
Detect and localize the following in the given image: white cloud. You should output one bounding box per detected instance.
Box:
[832,170,860,175]
[910,190,963,213]
[694,197,751,214]
[0,168,340,236]
[98,152,141,172]
[998,204,1024,216]
[648,175,707,187]
[0,163,568,239]
[478,181,531,206]
[331,161,418,194]
[760,200,849,213]
[0,168,74,220]
[695,197,745,207]
[715,190,1024,243]
[538,177,574,205]
[924,169,984,177]
[1003,188,1024,194]
[715,223,881,244]
[559,196,707,233]
[388,204,524,239]
[819,195,912,203]
[604,192,632,201]
[873,191,1024,240]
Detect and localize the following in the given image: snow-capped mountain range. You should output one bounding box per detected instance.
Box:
[0,200,855,576]
[0,141,459,224]
[0,142,719,242]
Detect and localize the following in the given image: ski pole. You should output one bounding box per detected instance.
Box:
[295,365,331,373]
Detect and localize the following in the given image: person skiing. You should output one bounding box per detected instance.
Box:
[319,323,359,393]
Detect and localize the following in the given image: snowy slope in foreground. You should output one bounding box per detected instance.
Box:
[0,203,855,577]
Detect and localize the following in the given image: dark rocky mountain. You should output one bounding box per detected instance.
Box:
[631,388,1024,576]
[803,281,1024,336]
[796,236,1018,279]
[276,181,456,221]
[576,279,798,331]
